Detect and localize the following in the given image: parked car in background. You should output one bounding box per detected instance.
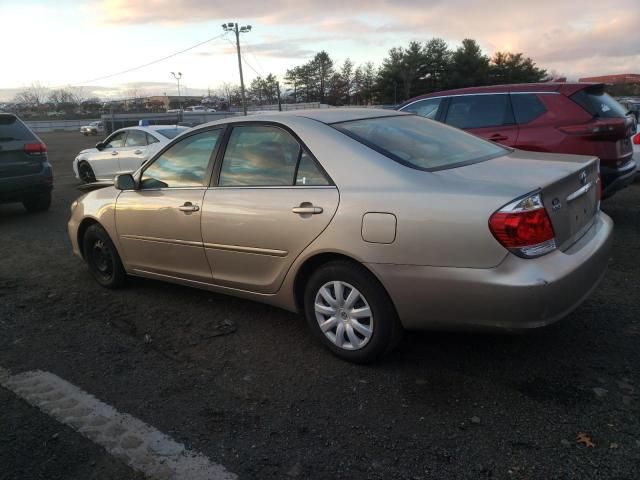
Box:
[0,113,52,212]
[69,109,612,362]
[80,121,104,136]
[73,125,189,183]
[618,98,640,122]
[399,83,637,198]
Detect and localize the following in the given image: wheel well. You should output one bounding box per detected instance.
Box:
[77,218,99,259]
[293,252,376,312]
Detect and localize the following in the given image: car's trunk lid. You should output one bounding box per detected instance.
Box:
[438,149,600,251]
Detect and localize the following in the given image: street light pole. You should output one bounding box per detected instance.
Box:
[222,22,252,116]
[171,72,182,110]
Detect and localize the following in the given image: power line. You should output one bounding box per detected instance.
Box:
[71,32,229,86]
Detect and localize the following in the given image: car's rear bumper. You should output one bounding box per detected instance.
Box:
[0,165,53,203]
[601,159,637,198]
[367,212,613,331]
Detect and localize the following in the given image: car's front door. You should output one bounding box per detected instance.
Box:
[443,93,519,146]
[91,131,127,179]
[201,124,339,294]
[115,128,223,282]
[117,129,148,173]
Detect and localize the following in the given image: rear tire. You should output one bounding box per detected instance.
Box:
[23,192,51,213]
[78,161,96,183]
[303,260,403,363]
[82,224,126,289]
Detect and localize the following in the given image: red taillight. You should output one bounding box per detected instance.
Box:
[24,142,47,154]
[489,193,556,258]
[633,133,640,145]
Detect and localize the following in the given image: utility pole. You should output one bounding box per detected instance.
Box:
[222,22,252,116]
[276,82,282,112]
[171,71,182,111]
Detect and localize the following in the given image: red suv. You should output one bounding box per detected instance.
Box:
[398,83,637,198]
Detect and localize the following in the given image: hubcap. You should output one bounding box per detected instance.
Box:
[314,281,373,350]
[79,164,93,182]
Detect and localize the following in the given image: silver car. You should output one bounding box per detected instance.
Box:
[68,109,612,362]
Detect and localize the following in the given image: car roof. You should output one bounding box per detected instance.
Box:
[399,82,604,107]
[197,108,408,129]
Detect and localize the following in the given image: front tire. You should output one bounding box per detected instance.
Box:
[304,261,403,363]
[23,192,51,213]
[78,161,96,183]
[82,224,126,288]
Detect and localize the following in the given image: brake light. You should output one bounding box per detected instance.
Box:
[633,133,640,145]
[489,192,556,258]
[24,142,47,155]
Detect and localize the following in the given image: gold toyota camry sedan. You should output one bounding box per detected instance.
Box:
[68,109,613,362]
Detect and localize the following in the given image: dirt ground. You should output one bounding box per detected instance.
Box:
[1,131,639,479]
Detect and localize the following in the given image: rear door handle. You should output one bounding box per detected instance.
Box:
[178,202,200,213]
[111,150,119,155]
[134,149,143,155]
[292,206,323,215]
[489,134,508,142]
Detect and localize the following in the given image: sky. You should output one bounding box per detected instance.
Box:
[0,0,638,101]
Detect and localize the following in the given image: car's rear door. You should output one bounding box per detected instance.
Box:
[201,123,339,294]
[443,93,519,146]
[115,128,223,282]
[117,129,148,173]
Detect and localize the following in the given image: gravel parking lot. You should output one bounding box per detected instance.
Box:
[1,131,639,479]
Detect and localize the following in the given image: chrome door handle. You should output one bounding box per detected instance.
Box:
[111,151,119,155]
[178,202,200,213]
[134,149,143,155]
[292,206,323,215]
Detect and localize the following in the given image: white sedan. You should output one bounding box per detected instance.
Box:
[73,125,189,183]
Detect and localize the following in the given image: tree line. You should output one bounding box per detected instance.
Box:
[247,37,547,106]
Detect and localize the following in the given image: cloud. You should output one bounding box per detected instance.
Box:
[90,0,640,78]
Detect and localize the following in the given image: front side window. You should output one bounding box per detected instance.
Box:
[141,129,221,189]
[402,98,442,119]
[445,94,514,129]
[124,129,147,147]
[219,125,302,186]
[104,131,127,149]
[333,115,507,171]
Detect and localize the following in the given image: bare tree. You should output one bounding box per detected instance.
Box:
[13,82,49,107]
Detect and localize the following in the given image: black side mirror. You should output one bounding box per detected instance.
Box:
[95,142,104,151]
[114,173,136,190]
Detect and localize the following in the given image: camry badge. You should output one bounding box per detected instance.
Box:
[579,171,587,185]
[552,198,562,211]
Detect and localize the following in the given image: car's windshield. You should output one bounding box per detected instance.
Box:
[333,114,508,171]
[156,127,187,139]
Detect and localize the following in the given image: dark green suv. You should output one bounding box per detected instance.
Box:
[0,113,52,212]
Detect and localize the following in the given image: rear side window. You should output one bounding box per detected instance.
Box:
[402,98,442,119]
[445,94,514,129]
[219,125,301,186]
[124,130,147,147]
[571,87,628,119]
[511,94,547,124]
[0,114,34,142]
[146,133,159,144]
[333,115,507,171]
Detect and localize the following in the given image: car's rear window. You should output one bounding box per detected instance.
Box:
[571,87,628,119]
[333,115,507,171]
[156,127,187,139]
[0,114,34,142]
